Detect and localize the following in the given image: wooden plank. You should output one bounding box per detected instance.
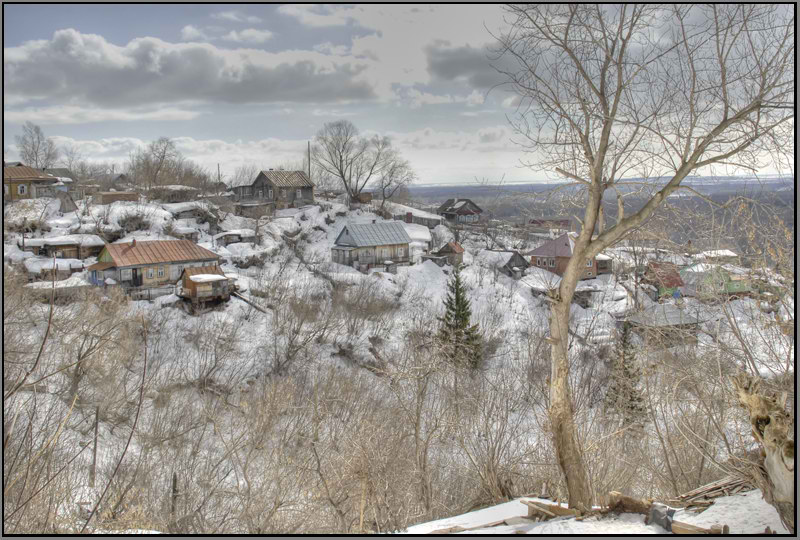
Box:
[524,500,557,518]
[671,520,722,534]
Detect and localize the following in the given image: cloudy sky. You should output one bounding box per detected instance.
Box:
[3,4,545,184]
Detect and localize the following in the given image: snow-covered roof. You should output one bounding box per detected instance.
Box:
[172,226,198,234]
[18,234,105,247]
[626,303,702,327]
[595,253,612,261]
[699,249,737,258]
[402,222,432,243]
[213,229,256,239]
[383,201,443,221]
[189,274,228,283]
[24,257,84,273]
[160,201,207,214]
[153,184,198,191]
[519,267,562,291]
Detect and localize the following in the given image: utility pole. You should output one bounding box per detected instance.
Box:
[307,141,311,181]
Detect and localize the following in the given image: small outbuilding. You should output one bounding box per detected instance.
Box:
[178,265,232,304]
[213,229,257,247]
[434,241,465,267]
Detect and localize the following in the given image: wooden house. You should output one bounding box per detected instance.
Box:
[87,239,220,288]
[213,229,257,247]
[434,241,465,267]
[641,261,684,298]
[476,249,530,279]
[170,226,200,242]
[526,233,612,279]
[95,192,139,204]
[331,221,411,270]
[160,201,208,220]
[228,169,314,216]
[528,216,574,233]
[679,263,752,300]
[624,304,703,348]
[17,234,105,259]
[437,198,483,224]
[3,165,59,202]
[178,266,232,304]
[23,257,85,282]
[696,249,739,266]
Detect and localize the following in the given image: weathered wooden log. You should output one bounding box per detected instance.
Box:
[732,373,795,534]
[606,491,652,515]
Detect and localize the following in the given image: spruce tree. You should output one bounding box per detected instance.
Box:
[438,264,482,369]
[604,322,647,428]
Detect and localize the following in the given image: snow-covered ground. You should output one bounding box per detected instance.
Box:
[404,490,788,534]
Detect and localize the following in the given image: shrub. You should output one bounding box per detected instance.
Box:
[118,212,151,233]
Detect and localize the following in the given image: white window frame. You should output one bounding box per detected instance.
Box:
[268,189,273,199]
[3,185,8,195]
[158,266,165,278]
[296,188,302,198]
[121,268,132,281]
[586,259,593,267]
[281,189,286,198]
[18,184,27,195]
[147,268,154,279]
[549,258,555,267]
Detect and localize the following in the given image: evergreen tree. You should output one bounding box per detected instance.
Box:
[438,264,482,369]
[604,323,647,428]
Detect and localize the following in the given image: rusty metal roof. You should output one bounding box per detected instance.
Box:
[4,165,56,181]
[181,265,224,278]
[87,261,115,271]
[436,241,464,254]
[104,240,219,267]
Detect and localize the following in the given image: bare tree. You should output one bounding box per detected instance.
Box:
[311,120,394,201]
[128,137,182,191]
[496,4,794,510]
[375,152,416,212]
[15,122,60,169]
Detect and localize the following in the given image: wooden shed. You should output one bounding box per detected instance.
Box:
[178,266,232,304]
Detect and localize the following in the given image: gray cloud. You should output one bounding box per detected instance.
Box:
[425,43,509,90]
[3,29,377,108]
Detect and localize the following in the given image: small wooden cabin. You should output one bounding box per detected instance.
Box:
[178,266,232,304]
[434,241,465,267]
[331,221,411,271]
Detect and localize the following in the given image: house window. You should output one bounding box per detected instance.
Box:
[258,190,263,198]
[296,189,302,199]
[549,258,555,267]
[536,258,541,266]
[3,185,8,195]
[586,259,593,267]
[281,189,286,198]
[243,187,252,197]
[147,268,154,279]
[18,184,27,195]
[269,189,273,199]
[157,266,165,278]
[121,268,132,281]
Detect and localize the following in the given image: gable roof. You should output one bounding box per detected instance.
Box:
[335,221,411,247]
[102,240,219,267]
[626,304,701,327]
[38,167,75,180]
[260,170,314,188]
[645,261,684,288]
[436,241,464,255]
[527,233,576,258]
[437,198,483,214]
[181,265,225,279]
[226,170,315,189]
[4,165,56,181]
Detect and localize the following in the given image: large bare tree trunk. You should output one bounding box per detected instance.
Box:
[732,374,794,533]
[549,297,594,511]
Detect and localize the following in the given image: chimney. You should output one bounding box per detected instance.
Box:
[372,219,376,224]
